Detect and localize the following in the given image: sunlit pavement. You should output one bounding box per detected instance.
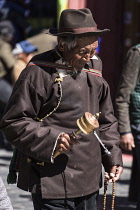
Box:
[0,149,136,210]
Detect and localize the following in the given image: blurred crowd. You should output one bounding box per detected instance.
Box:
[0,0,57,151]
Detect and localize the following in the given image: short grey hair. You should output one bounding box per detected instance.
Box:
[58,36,77,50]
[58,34,98,50]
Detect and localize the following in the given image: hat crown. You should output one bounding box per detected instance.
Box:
[46,8,110,36]
[59,8,97,30]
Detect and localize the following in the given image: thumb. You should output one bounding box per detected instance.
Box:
[110,166,117,178]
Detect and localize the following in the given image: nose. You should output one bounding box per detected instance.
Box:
[84,52,91,60]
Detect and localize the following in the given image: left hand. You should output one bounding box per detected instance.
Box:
[105,165,123,182]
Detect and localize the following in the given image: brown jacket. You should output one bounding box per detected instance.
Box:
[0,49,122,199]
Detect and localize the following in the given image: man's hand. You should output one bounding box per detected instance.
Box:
[105,165,123,182]
[120,133,135,151]
[55,133,79,155]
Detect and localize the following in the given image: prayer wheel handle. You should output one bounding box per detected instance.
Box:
[53,112,100,158]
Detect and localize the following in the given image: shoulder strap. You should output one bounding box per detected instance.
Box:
[82,68,102,77]
[28,61,102,77]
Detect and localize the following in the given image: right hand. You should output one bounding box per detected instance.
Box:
[120,133,135,151]
[55,133,79,155]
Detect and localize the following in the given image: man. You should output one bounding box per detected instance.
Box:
[11,40,38,84]
[116,44,140,210]
[0,20,16,150]
[0,8,123,210]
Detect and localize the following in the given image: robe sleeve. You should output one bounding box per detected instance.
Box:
[0,67,62,163]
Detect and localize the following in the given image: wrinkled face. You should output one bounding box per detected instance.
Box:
[58,35,98,70]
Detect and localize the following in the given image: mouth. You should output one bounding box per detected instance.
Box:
[69,59,87,71]
[78,60,87,67]
[82,58,87,62]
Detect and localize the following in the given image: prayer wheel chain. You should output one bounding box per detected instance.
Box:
[103,177,116,210]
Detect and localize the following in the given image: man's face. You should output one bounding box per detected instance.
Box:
[59,35,98,70]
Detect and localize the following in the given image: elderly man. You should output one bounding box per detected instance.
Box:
[0,8,123,210]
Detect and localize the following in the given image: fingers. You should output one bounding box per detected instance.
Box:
[105,166,123,183]
[104,172,115,182]
[56,133,78,154]
[120,140,132,151]
[120,134,135,151]
[57,133,71,153]
[113,166,123,182]
[131,141,135,148]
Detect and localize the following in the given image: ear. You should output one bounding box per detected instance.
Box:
[57,38,65,51]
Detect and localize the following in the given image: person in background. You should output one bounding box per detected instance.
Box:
[0,20,16,150]
[0,8,123,210]
[115,44,140,210]
[0,0,33,43]
[12,40,37,84]
[0,176,13,210]
[27,29,57,55]
[0,20,15,84]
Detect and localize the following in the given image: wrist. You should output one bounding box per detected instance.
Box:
[120,131,132,136]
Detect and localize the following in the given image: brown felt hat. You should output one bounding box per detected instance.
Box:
[46,8,110,36]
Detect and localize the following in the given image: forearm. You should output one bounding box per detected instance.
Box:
[0,117,63,163]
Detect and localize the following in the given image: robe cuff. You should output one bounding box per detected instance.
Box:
[120,131,132,135]
[51,132,64,163]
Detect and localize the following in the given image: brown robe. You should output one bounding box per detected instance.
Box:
[0,49,122,199]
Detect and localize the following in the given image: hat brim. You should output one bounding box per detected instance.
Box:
[46,28,110,36]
